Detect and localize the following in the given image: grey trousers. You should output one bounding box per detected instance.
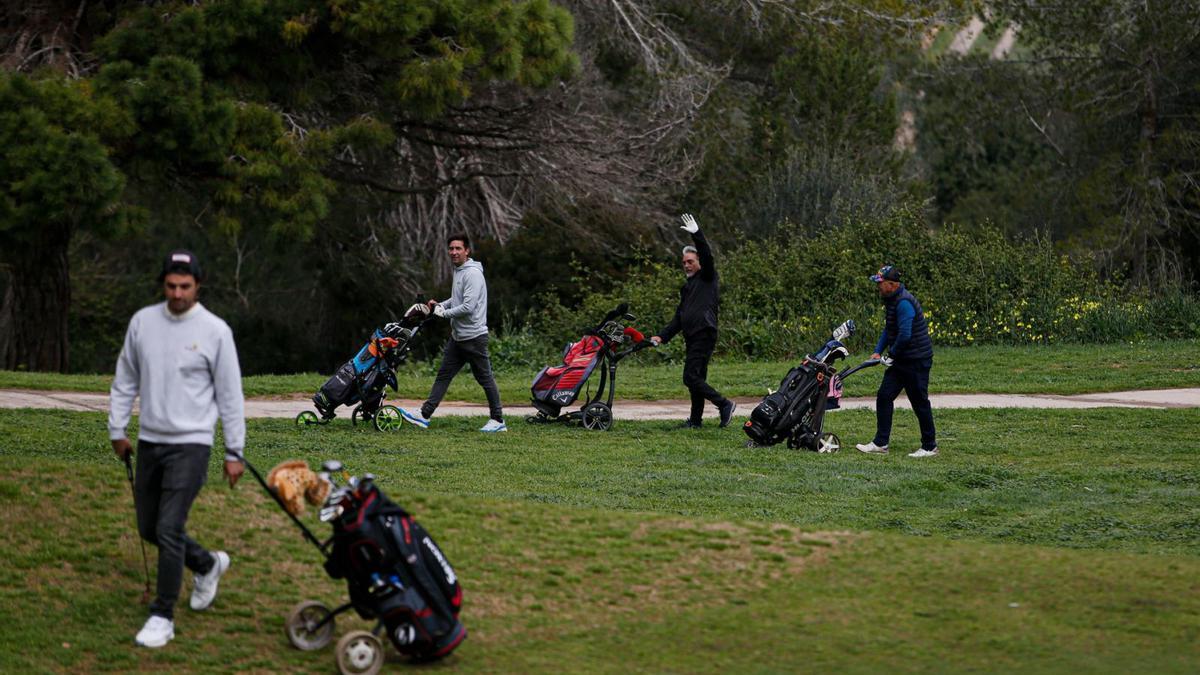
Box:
[135,441,215,620]
[422,335,504,421]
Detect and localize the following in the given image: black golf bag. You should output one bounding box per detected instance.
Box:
[322,475,466,660]
[311,309,426,421]
[743,320,880,450]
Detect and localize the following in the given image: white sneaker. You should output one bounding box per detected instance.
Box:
[190,551,230,611]
[400,408,430,429]
[135,615,175,648]
[479,419,507,432]
[856,442,889,454]
[908,447,939,458]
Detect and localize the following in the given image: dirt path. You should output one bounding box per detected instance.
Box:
[3,388,1198,422]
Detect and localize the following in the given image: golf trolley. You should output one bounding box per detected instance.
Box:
[241,456,465,675]
[526,303,653,431]
[296,309,429,432]
[743,320,882,452]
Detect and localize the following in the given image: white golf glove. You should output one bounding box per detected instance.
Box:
[432,304,446,318]
[405,303,429,318]
[880,354,894,367]
[680,213,700,234]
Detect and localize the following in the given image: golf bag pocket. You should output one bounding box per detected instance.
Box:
[825,374,844,410]
[383,516,463,617]
[744,364,815,445]
[377,585,467,659]
[376,515,465,658]
[315,362,357,410]
[749,392,788,436]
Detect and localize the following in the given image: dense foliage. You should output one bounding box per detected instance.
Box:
[530,209,1200,363]
[1,1,1197,374]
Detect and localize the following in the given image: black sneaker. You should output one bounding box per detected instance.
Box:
[677,419,702,429]
[719,400,737,428]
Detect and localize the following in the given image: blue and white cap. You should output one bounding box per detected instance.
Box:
[869,265,900,283]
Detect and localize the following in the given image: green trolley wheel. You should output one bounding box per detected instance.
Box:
[373,405,404,432]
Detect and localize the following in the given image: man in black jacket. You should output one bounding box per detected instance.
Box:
[651,214,736,428]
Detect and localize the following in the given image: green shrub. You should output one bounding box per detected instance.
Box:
[531,207,1200,359]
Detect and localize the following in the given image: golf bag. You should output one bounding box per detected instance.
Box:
[743,320,879,450]
[528,303,652,428]
[530,335,607,417]
[322,474,466,660]
[312,309,425,420]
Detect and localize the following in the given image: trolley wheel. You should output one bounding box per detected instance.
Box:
[336,630,385,675]
[351,405,364,426]
[817,432,841,454]
[581,402,613,431]
[295,410,320,427]
[285,600,335,651]
[373,405,404,432]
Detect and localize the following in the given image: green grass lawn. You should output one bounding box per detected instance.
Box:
[2,339,1199,401]
[1,407,1197,672]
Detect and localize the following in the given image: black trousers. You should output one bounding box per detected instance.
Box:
[682,329,728,423]
[135,441,215,620]
[422,334,504,421]
[873,357,937,450]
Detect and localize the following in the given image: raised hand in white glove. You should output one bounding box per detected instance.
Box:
[680,213,700,234]
[432,304,446,318]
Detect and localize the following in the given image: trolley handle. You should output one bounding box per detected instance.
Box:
[615,339,654,360]
[838,358,883,380]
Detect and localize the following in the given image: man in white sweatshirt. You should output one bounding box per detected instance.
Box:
[401,233,506,431]
[108,250,246,648]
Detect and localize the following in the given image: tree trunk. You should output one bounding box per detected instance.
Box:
[0,240,71,372]
[1133,52,1159,286]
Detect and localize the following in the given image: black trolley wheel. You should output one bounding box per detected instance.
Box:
[581,402,613,431]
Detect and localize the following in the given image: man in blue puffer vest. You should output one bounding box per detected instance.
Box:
[855,265,939,458]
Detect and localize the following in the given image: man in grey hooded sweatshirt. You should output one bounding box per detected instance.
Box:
[402,233,506,431]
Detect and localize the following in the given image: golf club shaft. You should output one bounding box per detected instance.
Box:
[122,453,153,602]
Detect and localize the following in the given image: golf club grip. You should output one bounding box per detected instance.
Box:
[122,453,133,482]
